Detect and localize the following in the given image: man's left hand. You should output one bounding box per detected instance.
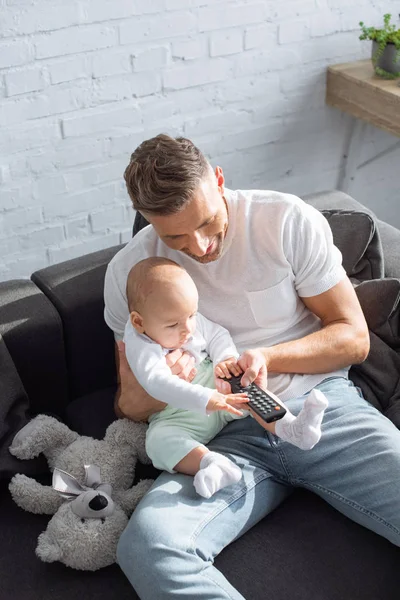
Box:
[237,349,268,390]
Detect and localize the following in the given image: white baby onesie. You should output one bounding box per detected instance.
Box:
[123,312,239,414]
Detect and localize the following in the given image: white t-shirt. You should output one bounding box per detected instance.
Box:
[104,189,348,402]
[123,312,239,414]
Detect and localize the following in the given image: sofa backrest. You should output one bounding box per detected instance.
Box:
[31,245,123,403]
[3,190,400,422]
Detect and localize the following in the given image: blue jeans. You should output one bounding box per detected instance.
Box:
[117,377,400,599]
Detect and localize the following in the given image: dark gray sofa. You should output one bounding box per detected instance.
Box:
[1,190,399,600]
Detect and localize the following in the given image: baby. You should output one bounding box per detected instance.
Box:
[123,257,328,499]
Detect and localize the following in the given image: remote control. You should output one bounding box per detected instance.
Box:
[223,375,287,423]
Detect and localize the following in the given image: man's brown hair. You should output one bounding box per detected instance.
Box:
[124,134,210,216]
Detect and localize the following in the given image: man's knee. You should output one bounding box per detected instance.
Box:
[117,502,175,571]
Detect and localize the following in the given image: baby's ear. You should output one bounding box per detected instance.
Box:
[130,311,145,333]
[36,531,62,563]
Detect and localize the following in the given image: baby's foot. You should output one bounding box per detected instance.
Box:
[274,389,328,450]
[193,452,242,499]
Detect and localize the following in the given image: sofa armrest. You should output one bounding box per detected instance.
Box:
[0,279,68,418]
[0,335,48,480]
[31,245,123,401]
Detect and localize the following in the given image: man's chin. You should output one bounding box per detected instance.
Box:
[183,245,222,264]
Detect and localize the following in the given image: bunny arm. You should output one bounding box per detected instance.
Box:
[9,415,79,463]
[9,474,64,515]
[105,419,151,465]
[113,479,154,515]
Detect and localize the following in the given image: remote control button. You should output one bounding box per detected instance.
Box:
[275,406,280,410]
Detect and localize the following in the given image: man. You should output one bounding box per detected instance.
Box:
[104,134,400,600]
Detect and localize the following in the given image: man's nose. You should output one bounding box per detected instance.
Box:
[187,231,207,256]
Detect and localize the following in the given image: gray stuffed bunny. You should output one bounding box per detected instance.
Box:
[8,415,154,571]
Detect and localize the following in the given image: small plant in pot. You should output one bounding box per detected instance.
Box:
[359,13,400,79]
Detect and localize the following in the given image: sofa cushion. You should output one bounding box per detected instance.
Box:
[349,278,400,426]
[356,278,400,350]
[0,336,47,481]
[65,386,119,439]
[320,210,384,281]
[376,218,400,279]
[305,190,400,279]
[350,330,400,425]
[0,479,139,600]
[1,482,399,600]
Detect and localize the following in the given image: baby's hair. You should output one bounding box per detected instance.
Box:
[126,257,185,313]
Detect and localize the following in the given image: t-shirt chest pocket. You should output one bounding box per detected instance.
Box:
[246,275,299,332]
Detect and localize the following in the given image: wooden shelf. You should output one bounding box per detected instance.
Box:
[326,59,400,138]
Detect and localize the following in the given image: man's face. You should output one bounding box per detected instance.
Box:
[142,167,228,264]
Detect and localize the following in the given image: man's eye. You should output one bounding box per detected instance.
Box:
[202,217,215,228]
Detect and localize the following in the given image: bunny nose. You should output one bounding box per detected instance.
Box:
[88,494,108,511]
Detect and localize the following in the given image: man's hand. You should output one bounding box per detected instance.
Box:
[214,356,242,380]
[207,390,249,417]
[237,349,268,390]
[165,348,197,382]
[216,348,267,394]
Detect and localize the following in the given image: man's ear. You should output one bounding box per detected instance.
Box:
[130,311,145,333]
[215,166,225,193]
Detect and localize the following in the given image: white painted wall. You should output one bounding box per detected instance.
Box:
[0,0,399,281]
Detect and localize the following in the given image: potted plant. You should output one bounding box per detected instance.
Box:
[359,13,400,79]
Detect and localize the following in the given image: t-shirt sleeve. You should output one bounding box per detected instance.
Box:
[283,200,346,298]
[104,261,129,341]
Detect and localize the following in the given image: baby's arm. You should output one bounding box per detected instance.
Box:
[124,333,211,413]
[124,324,247,417]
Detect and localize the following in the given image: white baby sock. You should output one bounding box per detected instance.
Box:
[274,389,329,450]
[193,452,242,499]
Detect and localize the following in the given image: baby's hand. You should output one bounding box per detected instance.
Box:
[206,390,249,417]
[215,357,242,380]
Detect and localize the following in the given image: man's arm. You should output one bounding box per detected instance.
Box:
[125,335,214,412]
[258,277,370,375]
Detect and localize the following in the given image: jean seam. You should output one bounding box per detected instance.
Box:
[273,443,295,483]
[296,478,400,539]
[200,570,242,600]
[187,470,270,554]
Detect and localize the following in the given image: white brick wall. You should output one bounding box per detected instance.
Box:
[1,0,399,281]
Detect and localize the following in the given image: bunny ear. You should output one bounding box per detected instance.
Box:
[52,468,86,499]
[36,531,62,563]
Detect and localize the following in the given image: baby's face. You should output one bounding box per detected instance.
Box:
[134,277,199,349]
